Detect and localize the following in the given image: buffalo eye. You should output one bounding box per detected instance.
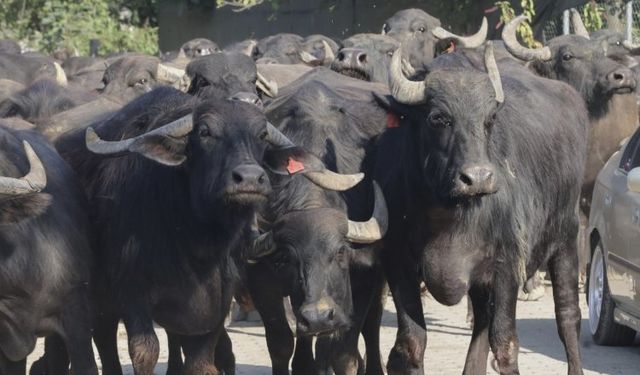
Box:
[616,41,621,46]
[418,26,426,33]
[562,52,574,62]
[428,113,452,129]
[135,78,148,86]
[198,124,211,138]
[382,23,390,34]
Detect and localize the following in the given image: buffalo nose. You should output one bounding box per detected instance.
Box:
[606,67,637,91]
[230,92,263,108]
[231,164,267,187]
[455,165,497,196]
[298,302,336,334]
[336,48,368,66]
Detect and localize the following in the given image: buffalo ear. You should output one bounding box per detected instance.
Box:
[350,247,377,268]
[0,193,52,224]
[372,93,409,119]
[128,134,188,166]
[434,38,459,57]
[263,146,326,176]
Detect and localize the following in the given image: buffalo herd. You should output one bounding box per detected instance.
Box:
[0,7,638,375]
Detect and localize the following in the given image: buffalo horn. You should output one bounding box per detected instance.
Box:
[157,64,186,85]
[86,113,193,155]
[502,15,552,61]
[484,42,505,104]
[256,71,278,97]
[0,141,47,195]
[322,40,335,62]
[389,48,427,104]
[53,62,68,86]
[248,231,276,262]
[570,9,590,39]
[432,17,488,48]
[346,181,388,244]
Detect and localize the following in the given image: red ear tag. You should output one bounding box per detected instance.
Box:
[387,112,400,128]
[445,41,456,54]
[286,157,305,174]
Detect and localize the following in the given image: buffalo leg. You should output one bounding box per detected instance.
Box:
[463,285,492,375]
[93,311,123,375]
[246,263,293,375]
[123,312,159,375]
[166,332,183,375]
[384,255,426,375]
[488,268,520,375]
[214,329,235,375]
[0,354,26,375]
[291,335,315,375]
[28,334,69,375]
[361,276,385,375]
[548,244,583,375]
[181,332,220,375]
[61,289,98,375]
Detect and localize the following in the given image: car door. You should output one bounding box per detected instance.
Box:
[608,130,640,314]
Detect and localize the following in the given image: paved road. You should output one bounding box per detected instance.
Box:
[28,283,640,374]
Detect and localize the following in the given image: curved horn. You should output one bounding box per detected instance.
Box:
[53,62,67,86]
[157,63,186,84]
[623,40,640,52]
[432,17,488,48]
[502,15,552,61]
[303,170,364,192]
[299,50,321,65]
[264,122,295,148]
[484,42,504,104]
[0,141,47,195]
[322,40,335,62]
[346,181,388,244]
[247,231,277,262]
[570,9,590,39]
[389,48,427,104]
[256,71,278,97]
[86,113,193,155]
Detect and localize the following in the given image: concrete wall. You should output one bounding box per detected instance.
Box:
[157,0,487,52]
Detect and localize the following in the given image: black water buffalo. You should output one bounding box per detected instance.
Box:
[99,55,186,102]
[0,39,20,55]
[0,53,67,86]
[503,15,638,278]
[55,86,349,374]
[245,68,389,375]
[330,34,400,84]
[181,38,221,58]
[381,8,441,69]
[298,35,339,66]
[256,33,305,65]
[0,79,93,126]
[186,52,262,105]
[62,56,110,91]
[376,43,587,374]
[0,123,97,373]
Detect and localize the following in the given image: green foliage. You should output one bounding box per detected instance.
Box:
[0,0,158,56]
[582,1,605,31]
[495,0,542,48]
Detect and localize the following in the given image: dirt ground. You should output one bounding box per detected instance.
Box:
[28,283,640,374]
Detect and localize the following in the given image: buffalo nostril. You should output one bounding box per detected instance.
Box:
[232,171,243,184]
[357,53,367,64]
[614,73,624,81]
[459,172,473,187]
[326,308,335,321]
[258,174,266,184]
[337,52,346,61]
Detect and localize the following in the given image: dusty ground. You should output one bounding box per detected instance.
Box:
[28,283,640,374]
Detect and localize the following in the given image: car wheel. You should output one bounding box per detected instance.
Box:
[588,242,636,345]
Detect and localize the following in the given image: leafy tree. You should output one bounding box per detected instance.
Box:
[0,0,158,56]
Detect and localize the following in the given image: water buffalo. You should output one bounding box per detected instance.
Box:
[181,38,221,58]
[330,34,400,84]
[502,15,638,279]
[376,43,587,374]
[99,55,186,102]
[256,33,306,65]
[55,86,355,374]
[0,53,67,86]
[0,123,97,373]
[381,8,442,69]
[0,79,94,126]
[186,52,262,106]
[246,68,389,375]
[298,35,339,66]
